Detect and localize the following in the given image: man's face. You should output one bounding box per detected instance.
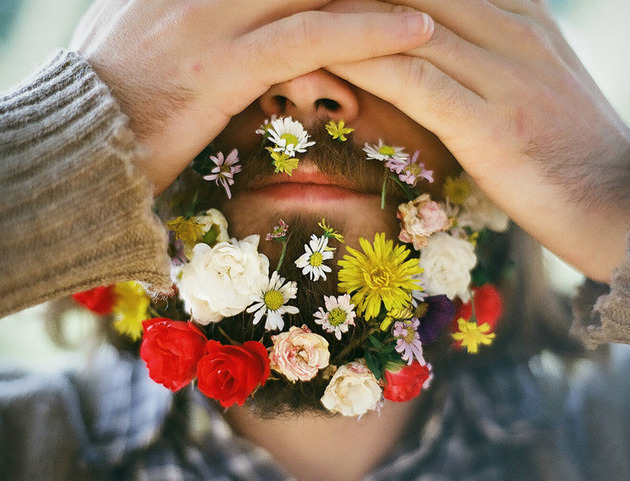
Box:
[210,70,460,260]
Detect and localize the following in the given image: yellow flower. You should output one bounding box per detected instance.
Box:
[451,318,496,354]
[338,233,421,320]
[166,216,205,245]
[319,218,344,243]
[112,281,150,341]
[267,148,299,175]
[379,305,414,331]
[443,177,470,205]
[325,120,354,142]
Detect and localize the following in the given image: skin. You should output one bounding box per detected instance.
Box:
[69,1,630,479]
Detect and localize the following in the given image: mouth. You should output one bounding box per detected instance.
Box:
[247,161,377,204]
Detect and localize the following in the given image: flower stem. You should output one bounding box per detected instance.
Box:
[381,170,389,209]
[276,237,289,272]
[391,176,419,201]
[217,326,239,345]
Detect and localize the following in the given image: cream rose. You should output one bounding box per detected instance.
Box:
[321,360,382,416]
[398,194,450,250]
[417,232,477,302]
[178,235,269,324]
[183,209,231,258]
[269,326,330,382]
[459,173,509,232]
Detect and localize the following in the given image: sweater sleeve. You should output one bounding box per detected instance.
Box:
[571,232,630,348]
[0,50,171,318]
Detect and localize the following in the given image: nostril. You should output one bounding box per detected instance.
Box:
[315,98,341,112]
[271,95,289,114]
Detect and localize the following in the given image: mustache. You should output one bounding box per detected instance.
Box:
[227,120,392,198]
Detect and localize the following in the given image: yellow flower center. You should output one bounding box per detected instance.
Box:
[406,164,423,177]
[309,251,324,267]
[365,266,394,291]
[378,145,396,157]
[328,307,348,327]
[403,327,416,343]
[280,133,299,147]
[264,289,285,311]
[219,164,232,175]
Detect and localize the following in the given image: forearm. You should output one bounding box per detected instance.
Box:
[0,50,170,318]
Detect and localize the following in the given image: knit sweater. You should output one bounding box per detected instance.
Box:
[0,49,629,348]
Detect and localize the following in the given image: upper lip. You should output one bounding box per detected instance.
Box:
[249,161,360,192]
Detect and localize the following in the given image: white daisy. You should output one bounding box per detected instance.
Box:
[294,235,334,281]
[313,294,356,340]
[266,117,315,157]
[363,139,409,162]
[247,271,299,331]
[255,115,277,137]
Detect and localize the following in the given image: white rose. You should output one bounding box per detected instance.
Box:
[321,360,382,417]
[178,235,269,324]
[459,173,510,232]
[417,232,477,302]
[194,208,230,242]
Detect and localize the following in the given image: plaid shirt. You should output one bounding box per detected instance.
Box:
[3,346,630,481]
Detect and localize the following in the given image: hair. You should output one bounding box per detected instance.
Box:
[47,124,587,417]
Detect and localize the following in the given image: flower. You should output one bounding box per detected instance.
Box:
[338,233,422,320]
[417,295,456,345]
[392,318,425,365]
[392,150,434,186]
[325,120,354,141]
[72,285,116,315]
[458,173,510,232]
[442,176,470,205]
[140,318,207,391]
[193,209,230,246]
[255,115,277,137]
[178,236,269,324]
[203,148,241,199]
[295,234,334,281]
[318,218,344,242]
[451,318,496,354]
[267,148,300,175]
[266,117,315,157]
[313,294,357,340]
[197,340,271,407]
[266,219,289,241]
[455,284,503,330]
[269,326,330,382]
[321,359,382,416]
[112,281,151,341]
[397,194,450,250]
[417,232,477,302]
[363,140,409,162]
[383,362,433,402]
[410,273,429,306]
[166,217,205,246]
[246,271,299,331]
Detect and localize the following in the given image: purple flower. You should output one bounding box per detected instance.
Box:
[203,148,241,199]
[395,150,434,186]
[417,295,456,345]
[392,318,425,365]
[266,219,289,241]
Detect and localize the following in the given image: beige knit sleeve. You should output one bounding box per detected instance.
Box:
[572,232,630,348]
[0,50,171,318]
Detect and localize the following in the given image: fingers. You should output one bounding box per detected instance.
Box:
[239,10,435,86]
[328,55,487,146]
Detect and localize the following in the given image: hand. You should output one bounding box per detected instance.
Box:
[325,0,630,283]
[70,0,434,194]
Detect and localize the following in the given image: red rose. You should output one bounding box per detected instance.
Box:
[197,340,271,408]
[383,362,432,403]
[454,284,502,330]
[140,318,207,391]
[72,285,116,315]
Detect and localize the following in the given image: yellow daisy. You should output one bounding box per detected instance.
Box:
[442,176,470,205]
[338,233,421,320]
[267,148,299,175]
[451,318,496,354]
[112,281,151,341]
[166,216,205,245]
[325,120,355,142]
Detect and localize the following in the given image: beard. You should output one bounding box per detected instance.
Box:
[155,123,441,416]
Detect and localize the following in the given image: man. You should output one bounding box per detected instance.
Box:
[1,0,630,480]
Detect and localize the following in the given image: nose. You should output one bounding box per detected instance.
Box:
[258,69,360,125]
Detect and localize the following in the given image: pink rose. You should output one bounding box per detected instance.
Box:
[269,325,330,382]
[398,194,449,250]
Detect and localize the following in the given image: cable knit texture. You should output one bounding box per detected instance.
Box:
[0,50,170,317]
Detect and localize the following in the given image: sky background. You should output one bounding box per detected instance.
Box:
[1,0,628,368]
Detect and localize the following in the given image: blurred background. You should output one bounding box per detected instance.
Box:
[1,0,629,370]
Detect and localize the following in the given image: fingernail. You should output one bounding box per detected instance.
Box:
[404,12,434,37]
